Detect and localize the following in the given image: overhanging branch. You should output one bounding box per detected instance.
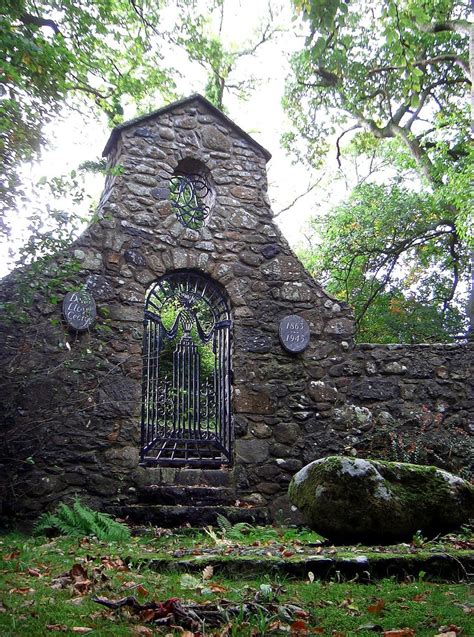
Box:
[20,12,60,34]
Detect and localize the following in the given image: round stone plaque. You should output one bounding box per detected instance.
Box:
[279,314,310,353]
[63,291,96,331]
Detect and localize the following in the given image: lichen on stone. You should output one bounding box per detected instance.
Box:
[288,455,474,544]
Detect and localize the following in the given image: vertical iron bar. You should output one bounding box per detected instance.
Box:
[187,339,191,439]
[163,377,168,438]
[227,326,232,460]
[151,322,157,445]
[222,327,227,453]
[173,344,178,437]
[228,327,232,457]
[181,342,184,437]
[140,320,149,462]
[146,321,153,450]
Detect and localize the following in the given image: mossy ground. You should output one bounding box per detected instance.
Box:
[0,525,473,636]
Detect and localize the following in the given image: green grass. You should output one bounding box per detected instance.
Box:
[0,530,472,636]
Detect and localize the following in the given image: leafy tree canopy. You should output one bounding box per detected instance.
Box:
[287,0,472,342]
[0,0,180,236]
[300,178,468,342]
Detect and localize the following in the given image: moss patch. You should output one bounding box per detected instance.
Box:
[288,456,474,543]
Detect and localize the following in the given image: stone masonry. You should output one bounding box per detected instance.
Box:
[0,95,472,525]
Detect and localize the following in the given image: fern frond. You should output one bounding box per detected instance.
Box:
[216,514,232,533]
[33,512,58,535]
[33,498,130,543]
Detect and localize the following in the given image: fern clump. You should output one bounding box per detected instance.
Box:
[216,514,253,540]
[33,498,130,543]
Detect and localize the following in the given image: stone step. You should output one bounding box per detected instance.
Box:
[136,467,234,488]
[139,551,474,583]
[110,504,270,528]
[138,485,236,506]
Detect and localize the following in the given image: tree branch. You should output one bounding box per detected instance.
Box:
[368,55,471,81]
[419,21,472,37]
[20,12,60,34]
[415,54,471,81]
[443,233,461,313]
[351,108,436,184]
[274,179,323,217]
[335,124,360,168]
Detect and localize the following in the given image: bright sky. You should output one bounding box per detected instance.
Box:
[0,1,345,277]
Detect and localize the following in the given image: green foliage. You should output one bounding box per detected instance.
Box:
[1,168,93,324]
[299,180,468,342]
[216,514,254,540]
[0,0,178,236]
[287,0,470,164]
[158,299,215,379]
[173,2,281,109]
[288,0,472,340]
[33,498,130,543]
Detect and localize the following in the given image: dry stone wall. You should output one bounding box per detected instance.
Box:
[0,95,472,524]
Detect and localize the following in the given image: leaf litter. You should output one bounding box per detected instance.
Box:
[92,592,311,633]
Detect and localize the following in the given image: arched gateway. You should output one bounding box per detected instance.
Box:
[141,270,232,467]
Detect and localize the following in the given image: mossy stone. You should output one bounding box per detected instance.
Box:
[288,456,474,544]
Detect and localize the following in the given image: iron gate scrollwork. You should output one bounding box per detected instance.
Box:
[141,271,232,466]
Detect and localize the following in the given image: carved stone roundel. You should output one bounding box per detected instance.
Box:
[63,291,96,331]
[279,314,310,353]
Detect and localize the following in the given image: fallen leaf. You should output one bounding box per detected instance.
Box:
[312,629,325,634]
[268,621,290,633]
[307,571,315,583]
[207,583,228,593]
[9,587,34,595]
[51,576,70,590]
[68,597,84,606]
[3,551,20,561]
[434,633,457,637]
[382,630,415,637]
[291,619,309,635]
[46,625,67,632]
[180,573,201,589]
[71,628,93,634]
[73,579,92,595]
[101,557,128,572]
[368,599,386,614]
[132,627,153,636]
[202,565,214,580]
[136,584,149,597]
[139,609,157,623]
[436,626,462,635]
[70,564,88,580]
[27,567,42,577]
[282,550,295,558]
[332,632,346,637]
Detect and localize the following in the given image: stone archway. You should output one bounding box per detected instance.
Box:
[140,270,232,467]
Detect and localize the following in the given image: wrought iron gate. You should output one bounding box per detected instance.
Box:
[140,271,232,466]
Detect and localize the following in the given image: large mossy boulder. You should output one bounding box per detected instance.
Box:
[288,456,474,544]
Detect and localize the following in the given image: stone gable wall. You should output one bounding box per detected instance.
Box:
[0,97,472,523]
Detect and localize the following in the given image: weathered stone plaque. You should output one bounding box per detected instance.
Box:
[279,314,310,353]
[63,291,96,331]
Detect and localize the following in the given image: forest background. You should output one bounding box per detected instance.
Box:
[1,0,472,343]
